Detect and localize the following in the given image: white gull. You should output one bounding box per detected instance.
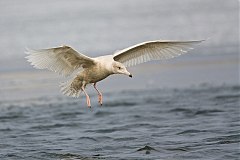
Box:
[26,40,203,107]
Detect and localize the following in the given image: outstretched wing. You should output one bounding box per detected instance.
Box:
[113,40,203,67]
[26,45,96,76]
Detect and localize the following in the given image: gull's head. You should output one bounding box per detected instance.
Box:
[112,61,132,78]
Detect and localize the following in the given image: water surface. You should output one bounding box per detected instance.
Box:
[0,85,239,159]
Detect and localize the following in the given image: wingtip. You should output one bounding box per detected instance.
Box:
[24,47,36,55]
[25,47,30,54]
[198,38,210,43]
[189,39,206,45]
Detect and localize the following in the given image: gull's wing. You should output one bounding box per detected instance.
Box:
[26,45,96,77]
[113,40,203,67]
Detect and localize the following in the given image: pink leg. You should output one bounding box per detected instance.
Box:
[93,83,103,105]
[82,86,91,108]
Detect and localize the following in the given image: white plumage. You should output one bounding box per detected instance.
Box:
[26,40,203,107]
[113,40,202,67]
[26,46,95,77]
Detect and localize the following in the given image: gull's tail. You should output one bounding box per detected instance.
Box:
[60,76,83,98]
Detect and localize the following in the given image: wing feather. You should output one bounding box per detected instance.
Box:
[113,40,203,67]
[25,46,96,76]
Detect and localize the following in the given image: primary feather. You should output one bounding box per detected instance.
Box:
[25,45,95,77]
[113,40,204,67]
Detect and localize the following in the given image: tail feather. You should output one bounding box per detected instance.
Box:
[60,77,82,98]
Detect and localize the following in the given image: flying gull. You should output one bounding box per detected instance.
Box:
[26,40,203,107]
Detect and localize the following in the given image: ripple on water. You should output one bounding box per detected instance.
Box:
[0,85,239,160]
[78,137,98,142]
[177,129,208,135]
[204,134,240,145]
[104,101,138,107]
[30,123,79,130]
[94,111,115,117]
[113,137,138,142]
[86,127,127,134]
[193,109,224,116]
[169,108,225,117]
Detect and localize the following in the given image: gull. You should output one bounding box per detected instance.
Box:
[26,40,203,107]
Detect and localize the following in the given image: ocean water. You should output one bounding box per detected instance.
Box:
[0,0,239,159]
[0,85,239,160]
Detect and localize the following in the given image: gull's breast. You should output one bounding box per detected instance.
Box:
[84,63,112,83]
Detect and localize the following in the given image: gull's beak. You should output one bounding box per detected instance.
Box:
[122,69,132,78]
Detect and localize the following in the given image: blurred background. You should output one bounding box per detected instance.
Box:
[0,1,239,159]
[0,0,239,100]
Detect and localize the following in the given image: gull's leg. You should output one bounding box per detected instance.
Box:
[93,83,103,105]
[81,86,91,108]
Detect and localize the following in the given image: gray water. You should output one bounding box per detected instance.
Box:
[0,85,239,160]
[0,0,239,159]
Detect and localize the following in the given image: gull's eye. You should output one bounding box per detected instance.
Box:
[118,67,121,69]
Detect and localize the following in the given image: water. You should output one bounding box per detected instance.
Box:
[0,0,239,159]
[0,85,239,160]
